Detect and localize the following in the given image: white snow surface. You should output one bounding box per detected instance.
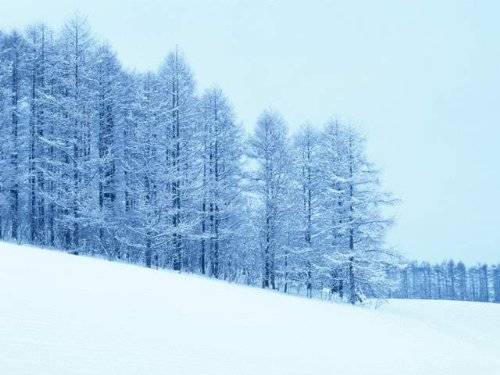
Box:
[1,242,499,375]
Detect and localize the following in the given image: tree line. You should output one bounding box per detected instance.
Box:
[1,18,497,304]
[387,260,500,303]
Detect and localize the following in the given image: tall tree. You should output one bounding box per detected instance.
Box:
[317,120,395,303]
[93,44,129,258]
[199,87,243,278]
[249,110,291,289]
[478,264,489,302]
[455,261,467,300]
[290,125,322,296]
[24,24,54,245]
[56,16,95,251]
[0,31,10,239]
[2,32,25,242]
[157,49,198,271]
[129,72,164,267]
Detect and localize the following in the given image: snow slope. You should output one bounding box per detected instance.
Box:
[0,242,499,375]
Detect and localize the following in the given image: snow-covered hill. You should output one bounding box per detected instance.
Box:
[1,242,498,375]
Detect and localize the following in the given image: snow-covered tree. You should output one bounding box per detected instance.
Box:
[156,49,199,271]
[289,124,322,296]
[316,120,396,303]
[248,110,292,289]
[198,87,243,278]
[55,16,96,251]
[0,31,25,242]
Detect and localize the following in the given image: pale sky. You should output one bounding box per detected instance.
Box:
[2,0,499,263]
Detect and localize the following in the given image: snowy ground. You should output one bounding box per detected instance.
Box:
[1,242,499,375]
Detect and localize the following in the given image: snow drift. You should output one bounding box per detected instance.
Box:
[0,242,498,375]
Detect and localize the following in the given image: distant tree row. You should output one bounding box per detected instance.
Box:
[387,260,500,303]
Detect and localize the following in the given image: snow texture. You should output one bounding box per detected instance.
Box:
[1,242,498,375]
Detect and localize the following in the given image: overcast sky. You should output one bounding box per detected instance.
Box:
[2,0,499,263]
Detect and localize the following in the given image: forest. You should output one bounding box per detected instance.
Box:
[1,17,499,304]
